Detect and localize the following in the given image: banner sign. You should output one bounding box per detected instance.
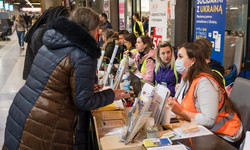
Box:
[149,0,168,47]
[119,1,125,30]
[194,0,226,65]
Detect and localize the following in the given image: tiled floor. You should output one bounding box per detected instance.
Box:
[0,33,26,147]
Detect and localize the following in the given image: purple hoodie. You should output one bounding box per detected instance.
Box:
[153,65,181,97]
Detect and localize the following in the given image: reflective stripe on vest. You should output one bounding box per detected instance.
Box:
[133,21,145,37]
[181,73,241,137]
[212,69,225,86]
[141,57,155,74]
[154,65,178,86]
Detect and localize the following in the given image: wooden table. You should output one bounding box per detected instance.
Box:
[100,132,237,150]
[96,111,237,150]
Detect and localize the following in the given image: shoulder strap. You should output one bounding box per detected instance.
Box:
[212,69,225,86]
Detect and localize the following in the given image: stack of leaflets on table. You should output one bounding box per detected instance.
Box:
[147,144,187,150]
[172,125,213,140]
[149,84,170,126]
[120,83,154,144]
[160,130,176,139]
[113,55,129,89]
[143,138,172,148]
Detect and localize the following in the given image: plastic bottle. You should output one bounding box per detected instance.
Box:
[123,74,130,93]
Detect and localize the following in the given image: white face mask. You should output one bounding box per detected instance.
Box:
[175,59,191,74]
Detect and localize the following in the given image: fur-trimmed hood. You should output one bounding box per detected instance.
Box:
[43,17,101,58]
[102,32,120,50]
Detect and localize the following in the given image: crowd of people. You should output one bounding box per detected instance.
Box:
[2,6,244,150]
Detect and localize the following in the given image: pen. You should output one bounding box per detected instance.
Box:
[176,141,191,150]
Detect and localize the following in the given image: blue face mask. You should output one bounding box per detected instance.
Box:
[175,59,190,74]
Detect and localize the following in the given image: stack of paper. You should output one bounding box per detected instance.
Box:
[172,125,213,140]
[120,83,155,144]
[147,144,187,150]
[149,85,170,126]
[143,138,172,148]
[160,130,176,139]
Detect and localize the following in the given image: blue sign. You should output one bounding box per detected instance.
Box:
[4,3,9,10]
[9,5,13,11]
[0,1,3,9]
[194,0,226,65]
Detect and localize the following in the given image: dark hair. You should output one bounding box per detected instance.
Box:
[102,28,115,39]
[124,33,137,47]
[119,30,129,35]
[180,42,236,113]
[69,7,100,31]
[24,6,69,43]
[100,13,108,19]
[193,38,212,59]
[139,35,154,49]
[133,13,141,21]
[99,25,107,31]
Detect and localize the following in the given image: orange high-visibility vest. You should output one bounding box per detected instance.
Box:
[181,73,241,137]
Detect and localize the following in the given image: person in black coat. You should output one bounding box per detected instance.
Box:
[99,13,112,29]
[3,8,129,150]
[23,6,69,80]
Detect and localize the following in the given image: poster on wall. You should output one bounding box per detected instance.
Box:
[148,0,168,47]
[194,0,226,65]
[119,1,125,30]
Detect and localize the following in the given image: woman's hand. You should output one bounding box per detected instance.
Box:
[168,97,196,121]
[113,89,130,100]
[168,97,182,116]
[123,50,130,56]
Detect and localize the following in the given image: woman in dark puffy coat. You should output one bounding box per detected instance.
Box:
[3,8,129,150]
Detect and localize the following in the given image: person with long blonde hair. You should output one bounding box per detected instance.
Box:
[12,14,27,49]
[154,41,181,96]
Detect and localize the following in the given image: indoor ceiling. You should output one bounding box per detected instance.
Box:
[5,0,41,7]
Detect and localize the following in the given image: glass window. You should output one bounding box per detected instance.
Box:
[125,0,132,32]
[225,4,248,62]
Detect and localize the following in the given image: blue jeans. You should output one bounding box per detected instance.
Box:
[17,31,25,47]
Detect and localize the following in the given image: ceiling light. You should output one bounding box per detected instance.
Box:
[31,3,41,5]
[229,7,239,10]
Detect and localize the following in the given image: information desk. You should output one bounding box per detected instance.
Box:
[100,134,237,150]
[95,111,237,150]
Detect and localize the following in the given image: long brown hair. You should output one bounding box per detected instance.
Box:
[16,15,24,22]
[133,13,141,21]
[193,38,212,59]
[139,35,154,54]
[180,42,236,113]
[124,33,137,48]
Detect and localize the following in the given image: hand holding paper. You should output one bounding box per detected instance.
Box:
[113,89,130,100]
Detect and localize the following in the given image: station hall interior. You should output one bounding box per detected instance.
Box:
[0,0,250,149]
